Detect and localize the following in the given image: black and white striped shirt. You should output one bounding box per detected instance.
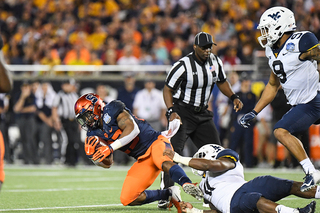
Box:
[165,52,227,107]
[52,91,79,120]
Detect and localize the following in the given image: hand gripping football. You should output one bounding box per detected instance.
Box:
[85,136,113,168]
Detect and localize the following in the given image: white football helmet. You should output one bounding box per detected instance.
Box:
[191,144,224,176]
[257,6,296,48]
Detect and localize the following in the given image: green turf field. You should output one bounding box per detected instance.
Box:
[0,165,317,212]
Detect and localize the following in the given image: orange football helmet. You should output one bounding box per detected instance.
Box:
[75,93,105,130]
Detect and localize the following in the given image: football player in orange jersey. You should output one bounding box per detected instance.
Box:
[75,93,202,210]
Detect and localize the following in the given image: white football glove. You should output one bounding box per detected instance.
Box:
[161,119,181,139]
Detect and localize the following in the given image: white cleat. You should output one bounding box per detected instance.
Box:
[182,183,203,200]
[168,186,182,213]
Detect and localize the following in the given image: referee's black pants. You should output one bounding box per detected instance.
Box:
[161,104,221,189]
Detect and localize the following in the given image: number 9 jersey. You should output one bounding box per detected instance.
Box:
[265,31,319,106]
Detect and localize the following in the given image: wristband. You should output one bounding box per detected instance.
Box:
[173,152,192,166]
[252,109,258,115]
[230,94,240,102]
[165,106,175,120]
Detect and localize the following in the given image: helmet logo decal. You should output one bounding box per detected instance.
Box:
[86,94,98,104]
[268,12,281,21]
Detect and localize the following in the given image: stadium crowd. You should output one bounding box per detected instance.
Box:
[0,0,320,167]
[0,0,317,76]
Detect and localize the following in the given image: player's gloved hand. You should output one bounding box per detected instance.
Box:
[84,136,100,157]
[161,119,181,139]
[92,145,113,162]
[238,110,258,128]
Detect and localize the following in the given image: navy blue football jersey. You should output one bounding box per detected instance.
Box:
[87,100,161,159]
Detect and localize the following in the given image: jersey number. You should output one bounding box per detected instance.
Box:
[203,178,215,196]
[272,60,287,83]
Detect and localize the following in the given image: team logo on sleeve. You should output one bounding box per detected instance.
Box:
[286,42,295,52]
[103,114,111,124]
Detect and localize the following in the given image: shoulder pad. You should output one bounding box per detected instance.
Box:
[299,32,319,52]
[105,100,125,118]
[216,149,239,162]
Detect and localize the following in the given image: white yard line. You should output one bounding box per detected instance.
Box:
[3,187,118,192]
[0,204,123,212]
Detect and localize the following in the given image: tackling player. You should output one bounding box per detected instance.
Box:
[0,34,12,191]
[239,6,320,192]
[74,93,202,209]
[164,144,317,213]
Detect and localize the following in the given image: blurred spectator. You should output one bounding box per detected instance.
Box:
[64,43,90,66]
[35,81,56,164]
[229,73,256,168]
[90,52,103,66]
[95,84,117,103]
[169,47,182,65]
[13,81,38,164]
[115,73,139,165]
[256,90,274,168]
[133,77,166,131]
[117,73,139,112]
[220,46,241,66]
[151,36,169,64]
[216,71,241,147]
[117,44,139,65]
[40,49,61,75]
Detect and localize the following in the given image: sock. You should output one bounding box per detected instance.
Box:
[300,158,316,174]
[169,164,192,186]
[142,189,170,204]
[275,205,299,213]
[315,186,320,198]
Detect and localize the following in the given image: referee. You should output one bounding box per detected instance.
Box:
[52,79,82,166]
[159,32,243,208]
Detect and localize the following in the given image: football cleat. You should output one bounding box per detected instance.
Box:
[157,200,170,209]
[301,170,320,192]
[297,201,316,213]
[203,199,210,208]
[182,183,203,200]
[168,186,182,213]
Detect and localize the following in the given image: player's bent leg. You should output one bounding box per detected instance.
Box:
[256,196,278,213]
[273,128,308,162]
[120,159,161,206]
[289,181,317,198]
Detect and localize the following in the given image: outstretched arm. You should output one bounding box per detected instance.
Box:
[300,44,320,62]
[253,71,280,114]
[216,81,243,112]
[163,149,235,173]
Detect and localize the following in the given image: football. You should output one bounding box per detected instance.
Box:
[92,138,114,168]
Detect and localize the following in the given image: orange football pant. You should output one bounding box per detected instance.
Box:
[0,131,5,183]
[120,135,173,206]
